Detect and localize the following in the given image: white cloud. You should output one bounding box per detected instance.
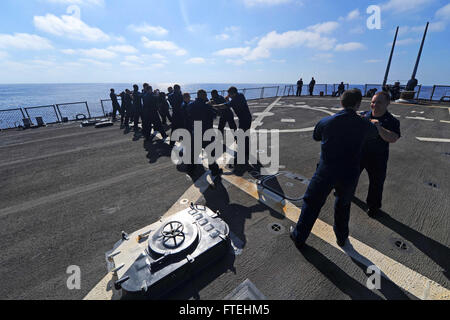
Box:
[380,0,434,13]
[215,21,339,62]
[214,47,251,57]
[346,9,360,21]
[141,37,187,55]
[243,0,292,7]
[0,33,53,50]
[128,23,169,36]
[186,57,206,64]
[335,42,366,51]
[61,48,117,59]
[0,51,8,59]
[365,59,383,63]
[34,12,110,42]
[107,45,138,54]
[436,3,450,20]
[306,21,340,34]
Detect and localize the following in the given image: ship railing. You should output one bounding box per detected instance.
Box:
[0,108,26,130]
[282,84,351,97]
[24,105,60,125]
[1,84,449,130]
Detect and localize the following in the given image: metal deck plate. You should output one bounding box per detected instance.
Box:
[224,279,267,300]
[262,171,309,202]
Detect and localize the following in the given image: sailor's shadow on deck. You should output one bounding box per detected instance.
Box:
[201,178,268,250]
[300,244,383,300]
[352,196,450,280]
[143,138,172,164]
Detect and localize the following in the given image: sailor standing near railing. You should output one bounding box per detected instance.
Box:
[132,84,143,132]
[122,89,133,130]
[309,77,316,96]
[109,89,121,122]
[142,85,168,141]
[168,85,185,148]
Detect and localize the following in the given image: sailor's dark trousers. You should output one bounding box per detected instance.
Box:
[360,154,388,210]
[292,164,359,244]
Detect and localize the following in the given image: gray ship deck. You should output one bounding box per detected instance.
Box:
[0,96,449,300]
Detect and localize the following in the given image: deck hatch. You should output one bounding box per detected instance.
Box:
[261,171,309,202]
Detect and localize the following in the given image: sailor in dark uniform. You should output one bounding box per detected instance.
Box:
[182,93,192,132]
[109,89,121,122]
[123,89,133,130]
[158,92,172,126]
[289,89,377,248]
[142,85,167,141]
[132,84,143,132]
[359,91,400,217]
[211,90,237,136]
[186,90,221,176]
[309,77,316,96]
[210,86,253,171]
[168,84,185,147]
[119,91,127,127]
[337,82,345,97]
[296,78,303,96]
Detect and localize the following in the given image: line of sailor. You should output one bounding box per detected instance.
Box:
[109,85,400,249]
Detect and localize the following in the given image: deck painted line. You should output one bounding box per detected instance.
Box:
[84,171,214,300]
[0,163,173,218]
[220,172,450,300]
[281,119,296,123]
[252,97,282,129]
[416,137,450,143]
[440,120,450,124]
[406,117,434,121]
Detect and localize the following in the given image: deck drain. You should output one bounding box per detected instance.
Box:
[267,223,285,235]
[427,182,439,189]
[395,240,408,250]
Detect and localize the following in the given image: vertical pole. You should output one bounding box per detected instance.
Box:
[19,108,26,119]
[56,104,63,121]
[52,105,60,122]
[383,26,399,87]
[100,100,105,117]
[364,84,368,96]
[412,22,429,80]
[430,85,436,101]
[276,86,279,97]
[24,108,31,119]
[416,85,422,99]
[260,88,265,99]
[85,102,92,119]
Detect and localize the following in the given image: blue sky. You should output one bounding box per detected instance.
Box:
[0,0,448,85]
